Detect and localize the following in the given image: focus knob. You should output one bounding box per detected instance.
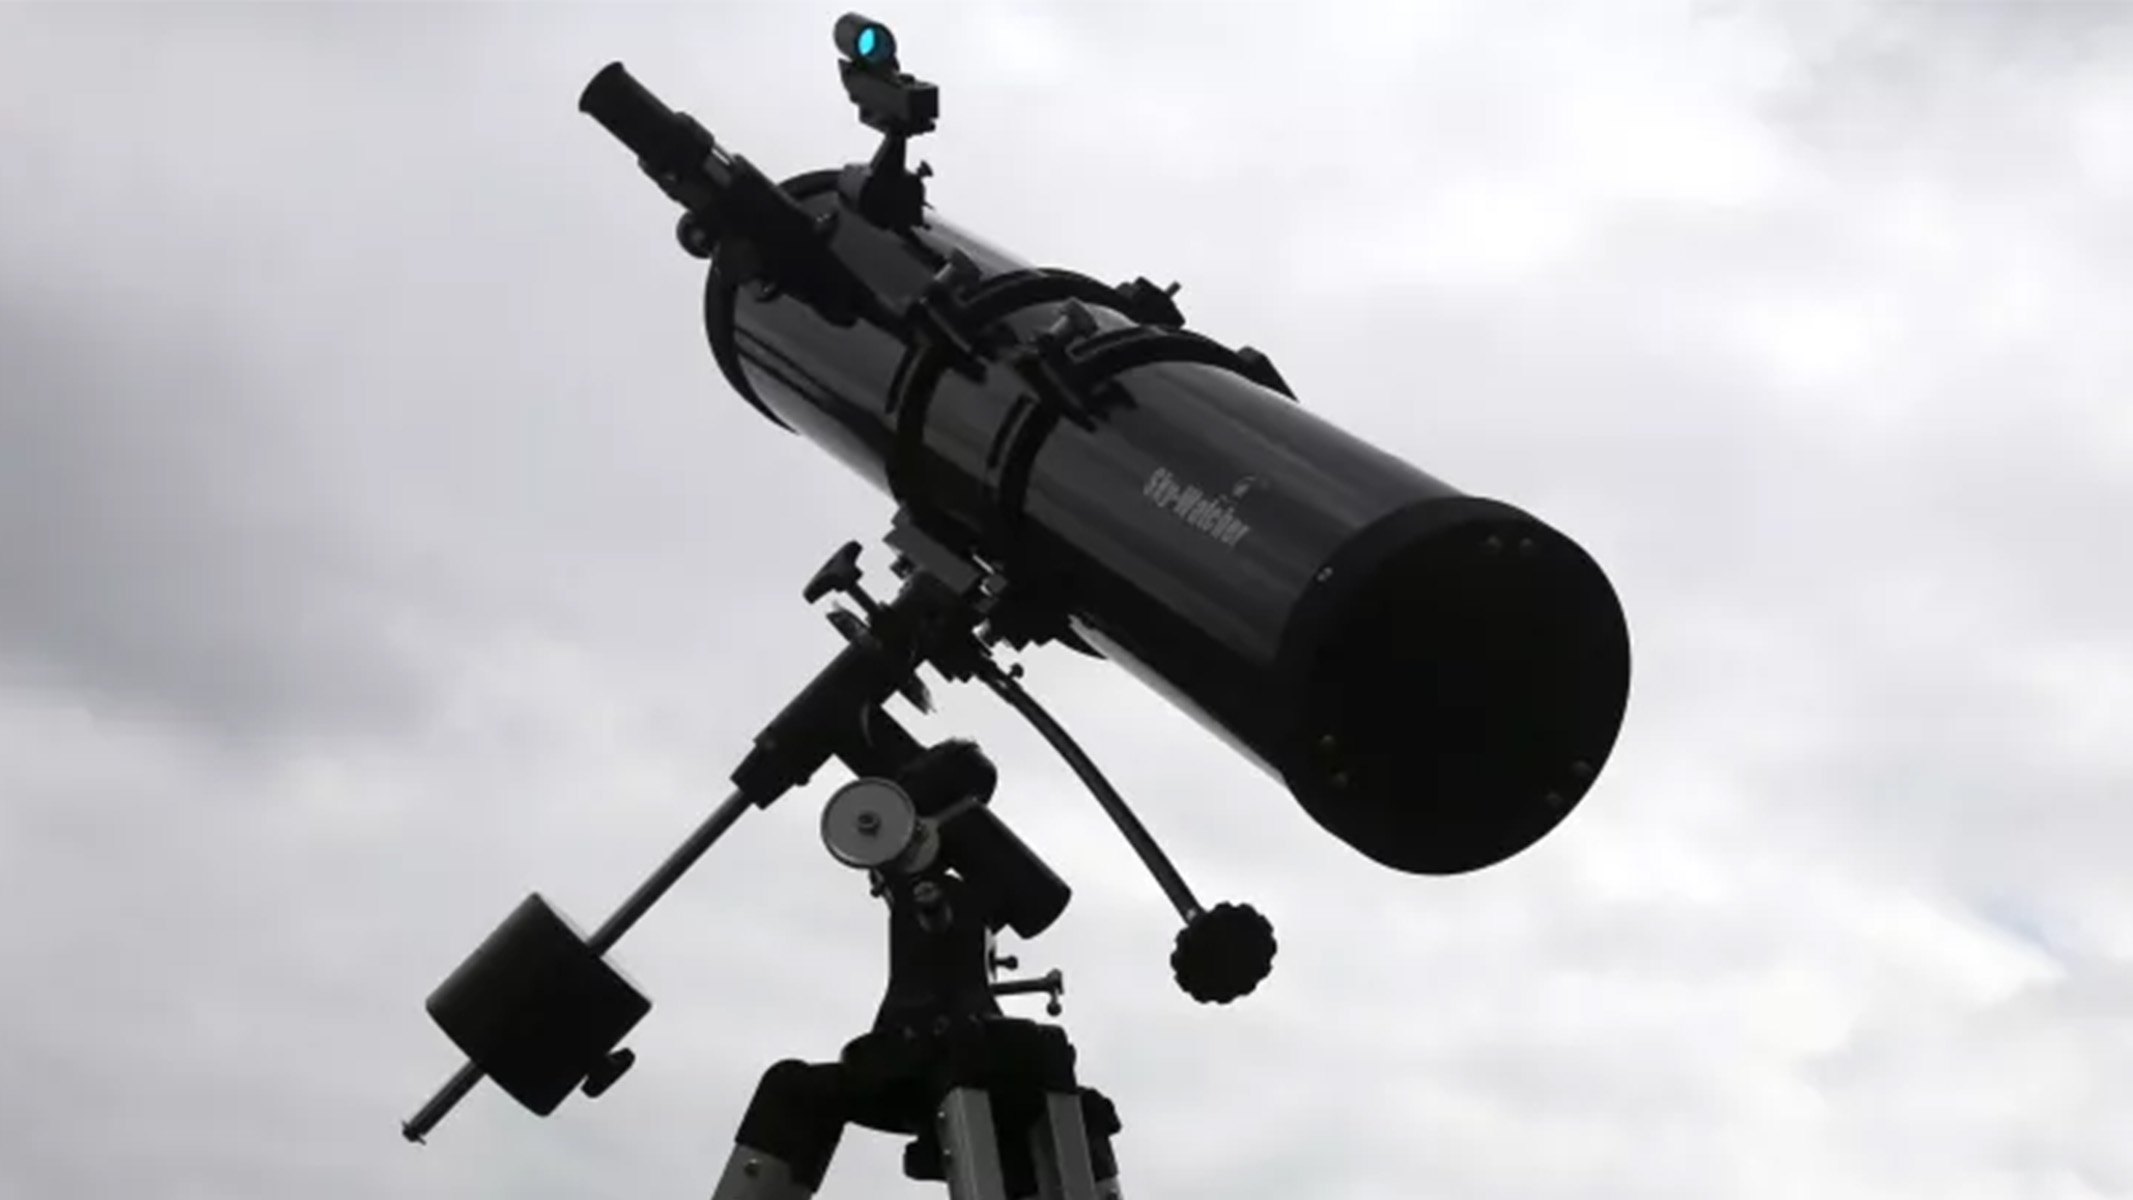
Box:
[1171,902,1276,1004]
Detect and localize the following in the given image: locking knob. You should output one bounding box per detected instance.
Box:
[804,541,883,619]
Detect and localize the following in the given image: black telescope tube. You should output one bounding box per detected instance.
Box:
[583,67,1632,877]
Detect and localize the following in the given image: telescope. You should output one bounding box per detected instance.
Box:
[400,15,1630,1199]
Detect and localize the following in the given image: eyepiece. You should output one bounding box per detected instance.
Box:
[835,13,898,66]
[579,64,672,156]
[577,62,717,179]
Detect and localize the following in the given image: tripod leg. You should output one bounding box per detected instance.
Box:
[1024,1090,1106,1200]
[936,1086,1014,1200]
[710,1060,848,1200]
[1079,1089,1124,1200]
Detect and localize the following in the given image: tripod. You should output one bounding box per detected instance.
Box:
[401,514,1275,1198]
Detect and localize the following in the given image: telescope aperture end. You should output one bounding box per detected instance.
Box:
[1280,498,1632,876]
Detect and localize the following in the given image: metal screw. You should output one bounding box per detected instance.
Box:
[1315,566,1334,582]
[743,1160,761,1178]
[855,811,882,835]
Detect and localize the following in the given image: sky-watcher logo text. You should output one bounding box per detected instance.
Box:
[1143,467,1252,548]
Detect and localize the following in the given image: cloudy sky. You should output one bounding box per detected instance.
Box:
[2,1,2129,1197]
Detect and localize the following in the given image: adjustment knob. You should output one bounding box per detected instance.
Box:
[821,778,922,869]
[991,967,1065,1017]
[1171,902,1276,1004]
[804,541,868,606]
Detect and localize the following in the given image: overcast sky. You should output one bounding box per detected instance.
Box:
[2,2,2129,1198]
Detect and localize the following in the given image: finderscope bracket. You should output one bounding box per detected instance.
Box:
[834,13,939,229]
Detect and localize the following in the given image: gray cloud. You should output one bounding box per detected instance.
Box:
[0,292,434,744]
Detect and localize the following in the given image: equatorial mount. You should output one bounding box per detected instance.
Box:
[400,507,1277,1161]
